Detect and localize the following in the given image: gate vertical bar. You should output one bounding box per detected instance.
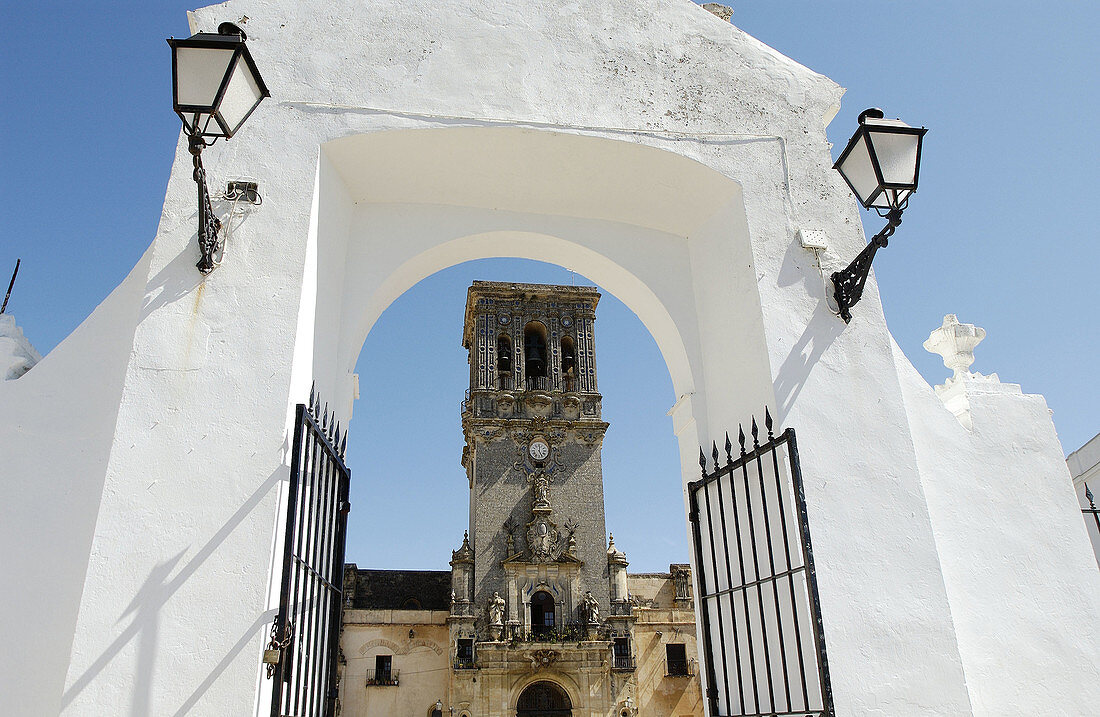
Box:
[737,426,768,713]
[325,436,351,716]
[270,404,306,717]
[769,415,810,711]
[753,418,792,713]
[720,434,747,716]
[786,428,834,716]
[689,454,721,717]
[705,443,733,714]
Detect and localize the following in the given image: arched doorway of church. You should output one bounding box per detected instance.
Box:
[516,681,572,717]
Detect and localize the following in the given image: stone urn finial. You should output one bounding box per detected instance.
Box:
[923,314,986,382]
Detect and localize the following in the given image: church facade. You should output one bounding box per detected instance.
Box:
[336,282,703,716]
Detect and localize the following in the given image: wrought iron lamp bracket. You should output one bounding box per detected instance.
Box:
[831,208,902,323]
[188,135,224,274]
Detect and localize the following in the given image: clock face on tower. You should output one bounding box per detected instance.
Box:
[528,439,550,462]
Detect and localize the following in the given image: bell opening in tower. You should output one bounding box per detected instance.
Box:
[524,321,548,391]
[497,334,513,390]
[561,336,576,392]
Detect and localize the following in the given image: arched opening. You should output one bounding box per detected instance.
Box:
[560,336,576,392]
[292,126,776,716]
[497,334,513,389]
[530,590,555,636]
[524,321,548,390]
[517,681,572,717]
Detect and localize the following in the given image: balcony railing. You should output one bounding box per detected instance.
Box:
[512,624,589,643]
[612,655,635,671]
[525,375,551,392]
[666,658,696,677]
[610,601,633,616]
[453,658,477,670]
[364,669,399,686]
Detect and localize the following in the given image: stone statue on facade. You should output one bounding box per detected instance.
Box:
[488,591,506,626]
[533,472,551,508]
[488,591,506,641]
[582,590,599,625]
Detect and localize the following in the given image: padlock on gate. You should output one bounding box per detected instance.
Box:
[264,618,293,678]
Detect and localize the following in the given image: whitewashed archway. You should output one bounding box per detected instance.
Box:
[295,127,778,494]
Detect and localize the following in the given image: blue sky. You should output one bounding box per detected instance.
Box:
[2,2,1097,571]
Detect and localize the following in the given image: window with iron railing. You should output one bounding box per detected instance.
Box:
[454,639,475,669]
[365,655,397,685]
[612,637,635,671]
[665,643,694,676]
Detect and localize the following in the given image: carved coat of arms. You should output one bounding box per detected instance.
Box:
[527,516,561,562]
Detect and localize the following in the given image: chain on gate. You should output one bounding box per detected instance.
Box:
[267,387,352,717]
[688,409,834,717]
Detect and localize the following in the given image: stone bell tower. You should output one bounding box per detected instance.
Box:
[456,281,612,639]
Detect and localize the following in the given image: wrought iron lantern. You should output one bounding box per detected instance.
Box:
[168,23,270,273]
[831,108,927,322]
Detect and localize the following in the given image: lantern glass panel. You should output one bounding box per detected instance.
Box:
[217,56,266,136]
[837,133,880,207]
[175,46,236,108]
[867,128,921,186]
[181,111,218,137]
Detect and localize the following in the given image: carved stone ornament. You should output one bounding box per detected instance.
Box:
[923,314,987,383]
[526,515,562,563]
[529,648,559,670]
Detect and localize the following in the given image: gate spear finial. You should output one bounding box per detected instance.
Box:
[764,407,773,439]
[738,425,746,455]
[724,432,733,464]
[699,447,707,476]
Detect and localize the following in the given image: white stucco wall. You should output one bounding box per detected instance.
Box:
[1,1,1097,715]
[0,248,151,717]
[892,341,1100,714]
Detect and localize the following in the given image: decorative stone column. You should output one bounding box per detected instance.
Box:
[448,533,476,659]
[607,535,629,604]
[606,535,635,645]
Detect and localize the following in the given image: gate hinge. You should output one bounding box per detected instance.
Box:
[339,500,351,514]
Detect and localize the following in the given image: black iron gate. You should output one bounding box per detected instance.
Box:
[688,411,833,717]
[269,393,351,717]
[1084,484,1100,567]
